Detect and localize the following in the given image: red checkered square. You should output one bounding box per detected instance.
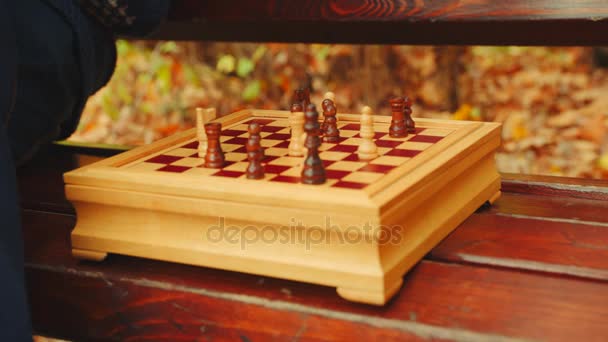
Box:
[158,165,190,173]
[213,170,244,178]
[409,135,442,143]
[146,155,183,164]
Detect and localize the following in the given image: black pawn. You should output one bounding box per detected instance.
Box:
[322,98,339,143]
[404,96,416,133]
[293,87,310,109]
[301,104,326,184]
[204,122,224,168]
[246,122,264,179]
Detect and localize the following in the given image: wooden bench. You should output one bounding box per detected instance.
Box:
[22,1,608,340]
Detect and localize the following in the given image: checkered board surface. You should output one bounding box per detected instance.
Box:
[124,117,454,190]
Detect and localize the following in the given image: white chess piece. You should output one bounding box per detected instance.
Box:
[289,109,305,157]
[196,107,217,157]
[357,106,378,160]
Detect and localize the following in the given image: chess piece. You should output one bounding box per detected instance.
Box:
[357,106,378,160]
[289,103,305,157]
[303,87,310,109]
[196,107,217,157]
[294,87,310,109]
[246,122,265,179]
[322,98,340,143]
[324,91,336,103]
[301,104,326,184]
[404,96,416,133]
[204,122,225,168]
[389,96,407,138]
[196,108,207,157]
[321,91,336,127]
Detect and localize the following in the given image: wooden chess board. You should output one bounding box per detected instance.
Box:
[65,109,502,305]
[128,115,451,189]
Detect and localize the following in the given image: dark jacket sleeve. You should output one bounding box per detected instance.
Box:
[117,0,171,37]
[8,0,170,164]
[78,0,171,37]
[0,0,33,339]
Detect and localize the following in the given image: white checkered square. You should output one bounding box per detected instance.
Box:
[319,151,350,161]
[171,157,204,167]
[164,148,196,157]
[327,161,366,171]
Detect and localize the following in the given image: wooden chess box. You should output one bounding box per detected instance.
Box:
[64,109,501,305]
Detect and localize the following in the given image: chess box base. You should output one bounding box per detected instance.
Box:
[65,110,501,305]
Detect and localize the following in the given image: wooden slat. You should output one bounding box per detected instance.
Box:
[502,173,608,201]
[431,208,608,281]
[24,209,608,341]
[430,188,608,280]
[17,145,78,214]
[152,0,608,45]
[490,192,608,223]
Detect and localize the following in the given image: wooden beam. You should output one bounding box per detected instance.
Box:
[148,0,608,45]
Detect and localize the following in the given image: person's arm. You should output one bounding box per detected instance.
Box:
[0,0,33,339]
[9,0,171,165]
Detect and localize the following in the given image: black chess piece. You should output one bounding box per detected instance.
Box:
[322,99,340,143]
[389,96,407,138]
[301,104,326,184]
[246,122,265,179]
[404,96,416,133]
[204,122,225,168]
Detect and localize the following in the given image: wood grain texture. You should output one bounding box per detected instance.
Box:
[490,192,608,223]
[430,210,608,281]
[24,210,608,341]
[502,173,608,201]
[152,0,608,45]
[19,146,608,340]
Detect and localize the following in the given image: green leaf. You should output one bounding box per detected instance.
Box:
[137,73,152,85]
[116,40,130,56]
[182,65,200,87]
[159,41,179,54]
[315,45,331,61]
[157,64,172,94]
[101,93,120,120]
[141,102,153,115]
[150,55,166,74]
[236,57,255,78]
[216,54,236,73]
[242,80,261,102]
[252,45,267,62]
[117,83,133,105]
[470,107,482,120]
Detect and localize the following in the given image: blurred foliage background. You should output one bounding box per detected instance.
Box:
[69,41,608,179]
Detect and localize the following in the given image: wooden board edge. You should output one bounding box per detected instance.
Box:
[371,122,501,210]
[365,121,498,196]
[66,184,379,228]
[64,159,379,213]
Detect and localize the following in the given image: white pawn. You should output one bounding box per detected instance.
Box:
[289,106,305,157]
[357,106,378,160]
[196,107,217,157]
[324,91,336,102]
